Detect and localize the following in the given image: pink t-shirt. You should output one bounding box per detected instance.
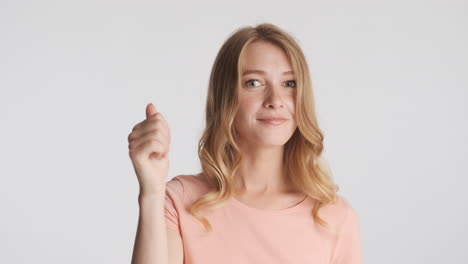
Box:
[164,174,362,264]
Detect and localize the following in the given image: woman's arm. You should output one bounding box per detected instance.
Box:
[131,192,169,264]
[330,204,362,264]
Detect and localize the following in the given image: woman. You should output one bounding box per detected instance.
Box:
[129,23,362,264]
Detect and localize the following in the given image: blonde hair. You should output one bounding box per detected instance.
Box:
[190,22,339,232]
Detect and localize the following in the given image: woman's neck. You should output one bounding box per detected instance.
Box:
[232,145,293,195]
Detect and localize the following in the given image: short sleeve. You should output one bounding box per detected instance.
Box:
[330,203,363,264]
[164,177,184,234]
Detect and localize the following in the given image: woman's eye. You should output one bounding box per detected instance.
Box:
[285,80,296,87]
[245,79,262,87]
[244,79,296,88]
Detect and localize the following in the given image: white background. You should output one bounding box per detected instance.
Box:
[1,0,467,263]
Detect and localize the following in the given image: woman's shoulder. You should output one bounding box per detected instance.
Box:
[319,193,359,231]
[166,173,211,202]
[325,193,356,212]
[167,172,209,189]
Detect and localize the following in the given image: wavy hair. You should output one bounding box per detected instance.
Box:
[189,22,339,232]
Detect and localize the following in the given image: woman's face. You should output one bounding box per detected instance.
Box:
[234,40,297,148]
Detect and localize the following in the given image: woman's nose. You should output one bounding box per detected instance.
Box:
[263,86,284,109]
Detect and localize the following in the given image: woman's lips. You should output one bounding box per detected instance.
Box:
[257,118,288,125]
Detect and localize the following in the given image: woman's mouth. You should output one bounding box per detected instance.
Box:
[257,118,288,125]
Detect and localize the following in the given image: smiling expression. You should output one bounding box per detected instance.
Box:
[234,40,298,148]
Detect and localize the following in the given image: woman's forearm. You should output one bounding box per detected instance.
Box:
[131,190,168,264]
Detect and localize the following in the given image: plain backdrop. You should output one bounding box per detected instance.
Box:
[1,0,467,263]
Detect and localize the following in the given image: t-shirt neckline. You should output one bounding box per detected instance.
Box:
[194,173,312,215]
[230,193,310,215]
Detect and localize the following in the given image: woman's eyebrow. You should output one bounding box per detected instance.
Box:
[242,69,294,76]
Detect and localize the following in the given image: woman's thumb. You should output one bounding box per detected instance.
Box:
[146,103,157,118]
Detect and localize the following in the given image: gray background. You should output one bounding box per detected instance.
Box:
[1,0,467,263]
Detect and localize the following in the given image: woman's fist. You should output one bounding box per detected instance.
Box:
[128,103,171,194]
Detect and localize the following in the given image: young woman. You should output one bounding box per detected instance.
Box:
[129,23,362,264]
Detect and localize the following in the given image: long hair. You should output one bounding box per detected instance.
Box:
[190,22,339,232]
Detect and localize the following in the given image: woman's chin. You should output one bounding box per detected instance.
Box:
[253,137,291,147]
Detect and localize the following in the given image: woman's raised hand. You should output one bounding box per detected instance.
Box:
[128,103,171,195]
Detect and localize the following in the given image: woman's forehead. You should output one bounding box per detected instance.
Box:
[240,48,292,74]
